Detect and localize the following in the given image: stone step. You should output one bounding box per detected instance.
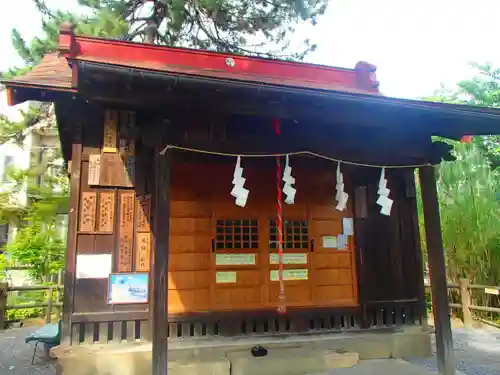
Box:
[228,348,359,375]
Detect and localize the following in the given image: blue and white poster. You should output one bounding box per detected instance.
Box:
[108,273,149,304]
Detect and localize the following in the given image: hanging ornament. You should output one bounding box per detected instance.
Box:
[230,156,249,207]
[335,162,348,211]
[376,168,393,216]
[282,155,296,204]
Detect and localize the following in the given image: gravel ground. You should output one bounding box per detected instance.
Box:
[0,326,56,375]
[406,327,500,375]
[1,326,499,375]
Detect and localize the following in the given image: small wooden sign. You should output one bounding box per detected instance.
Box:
[79,192,97,232]
[88,154,101,186]
[103,110,118,153]
[135,233,151,272]
[136,195,151,233]
[98,191,115,233]
[99,154,133,188]
[118,191,135,272]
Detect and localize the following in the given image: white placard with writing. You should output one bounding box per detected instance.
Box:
[322,236,338,249]
[485,288,500,296]
[269,253,308,265]
[216,271,237,283]
[76,254,112,279]
[270,269,308,281]
[215,253,256,265]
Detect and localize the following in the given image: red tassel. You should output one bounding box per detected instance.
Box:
[460,135,473,143]
[273,118,280,135]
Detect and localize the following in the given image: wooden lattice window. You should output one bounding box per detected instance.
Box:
[269,220,309,249]
[215,220,259,250]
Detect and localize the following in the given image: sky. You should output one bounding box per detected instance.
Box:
[1,0,499,99]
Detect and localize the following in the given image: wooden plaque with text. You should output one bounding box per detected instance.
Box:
[98,191,115,233]
[117,191,135,272]
[79,192,97,232]
[136,195,151,233]
[135,232,151,272]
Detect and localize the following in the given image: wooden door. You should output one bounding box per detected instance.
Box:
[168,164,212,314]
[308,171,358,307]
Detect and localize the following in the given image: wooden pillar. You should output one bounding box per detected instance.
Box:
[419,166,455,375]
[61,137,83,346]
[152,145,171,375]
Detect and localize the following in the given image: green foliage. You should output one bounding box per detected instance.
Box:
[436,143,500,284]
[423,64,500,167]
[6,291,45,322]
[4,222,65,283]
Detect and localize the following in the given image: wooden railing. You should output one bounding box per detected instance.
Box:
[0,282,64,330]
[425,278,500,328]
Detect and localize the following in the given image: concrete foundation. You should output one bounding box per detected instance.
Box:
[52,328,431,375]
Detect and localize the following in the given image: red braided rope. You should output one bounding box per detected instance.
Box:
[273,118,286,314]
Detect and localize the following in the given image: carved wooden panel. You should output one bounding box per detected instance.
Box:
[117,191,135,272]
[136,195,151,233]
[98,191,115,233]
[135,233,150,272]
[88,154,101,186]
[99,154,133,188]
[103,110,118,153]
[79,192,97,232]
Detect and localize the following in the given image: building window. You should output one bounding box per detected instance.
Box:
[269,219,309,249]
[215,219,259,250]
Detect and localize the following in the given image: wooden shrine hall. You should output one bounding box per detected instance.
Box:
[4,22,500,375]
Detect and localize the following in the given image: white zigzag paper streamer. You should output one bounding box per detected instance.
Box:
[335,162,348,211]
[282,155,296,204]
[231,156,249,207]
[376,168,393,216]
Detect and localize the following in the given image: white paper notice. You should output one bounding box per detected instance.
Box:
[342,218,354,236]
[337,234,348,250]
[322,236,338,249]
[76,254,112,279]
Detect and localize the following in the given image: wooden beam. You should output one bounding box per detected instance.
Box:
[152,144,171,375]
[419,166,455,375]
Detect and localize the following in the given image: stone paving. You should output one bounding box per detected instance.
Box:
[1,325,499,375]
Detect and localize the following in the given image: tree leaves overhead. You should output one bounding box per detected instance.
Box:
[24,0,326,60]
[422,64,500,168]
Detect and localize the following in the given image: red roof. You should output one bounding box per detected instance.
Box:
[3,23,380,95]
